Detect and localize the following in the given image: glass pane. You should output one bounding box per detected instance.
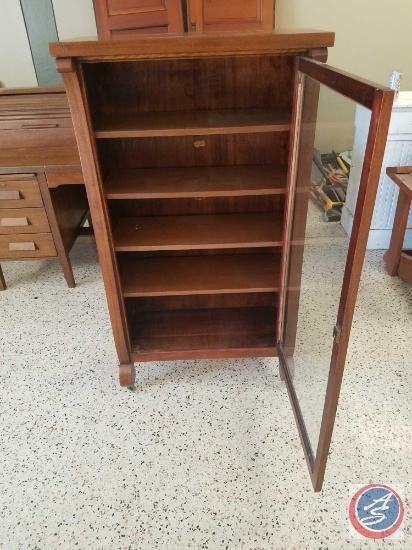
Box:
[282,75,362,456]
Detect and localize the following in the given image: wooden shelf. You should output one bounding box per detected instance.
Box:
[113,213,283,251]
[120,253,281,297]
[94,108,291,138]
[105,165,287,199]
[129,306,277,361]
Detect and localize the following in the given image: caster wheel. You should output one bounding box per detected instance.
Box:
[119,363,135,387]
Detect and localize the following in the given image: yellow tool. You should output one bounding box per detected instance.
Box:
[337,156,349,174]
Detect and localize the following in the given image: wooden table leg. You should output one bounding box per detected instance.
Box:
[0,264,6,291]
[38,173,79,289]
[58,253,76,288]
[384,190,412,276]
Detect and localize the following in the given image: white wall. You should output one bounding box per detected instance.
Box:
[52,0,97,41]
[0,0,37,87]
[0,0,97,88]
[276,0,412,152]
[276,0,412,90]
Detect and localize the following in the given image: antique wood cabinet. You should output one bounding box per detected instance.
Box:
[92,0,183,37]
[50,31,393,489]
[187,0,275,33]
[0,87,87,289]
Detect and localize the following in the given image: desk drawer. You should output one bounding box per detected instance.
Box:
[0,117,73,131]
[0,233,56,259]
[0,176,43,208]
[0,117,76,149]
[0,208,50,235]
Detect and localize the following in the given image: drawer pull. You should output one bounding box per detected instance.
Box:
[8,241,37,252]
[0,190,21,200]
[0,217,29,227]
[21,123,59,129]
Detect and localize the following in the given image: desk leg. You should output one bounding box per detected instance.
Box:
[58,253,76,288]
[0,264,6,291]
[38,173,86,289]
[384,190,411,276]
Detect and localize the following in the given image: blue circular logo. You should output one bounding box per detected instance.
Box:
[349,484,404,539]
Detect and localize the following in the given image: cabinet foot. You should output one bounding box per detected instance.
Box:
[119,363,135,387]
[0,264,6,291]
[279,357,295,382]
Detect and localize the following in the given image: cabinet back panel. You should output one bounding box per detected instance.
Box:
[125,292,278,313]
[117,248,279,263]
[84,56,294,118]
[108,195,284,220]
[97,133,290,170]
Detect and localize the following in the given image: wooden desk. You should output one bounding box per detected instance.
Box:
[384,166,412,284]
[0,87,88,290]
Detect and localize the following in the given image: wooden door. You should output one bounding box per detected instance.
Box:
[278,58,394,491]
[187,0,275,33]
[93,0,183,37]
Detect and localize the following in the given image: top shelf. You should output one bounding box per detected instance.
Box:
[94,108,291,138]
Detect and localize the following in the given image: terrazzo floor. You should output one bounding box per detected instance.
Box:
[1,215,412,549]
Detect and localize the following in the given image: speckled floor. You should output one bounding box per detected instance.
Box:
[1,214,411,549]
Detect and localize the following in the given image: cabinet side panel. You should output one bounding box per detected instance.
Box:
[60,59,131,364]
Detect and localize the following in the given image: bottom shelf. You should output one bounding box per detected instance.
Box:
[129,306,277,362]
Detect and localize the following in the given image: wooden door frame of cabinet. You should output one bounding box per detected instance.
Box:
[278,57,394,491]
[314,86,393,491]
[56,57,132,381]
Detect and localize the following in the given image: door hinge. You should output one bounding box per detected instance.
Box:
[191,22,197,32]
[333,324,342,345]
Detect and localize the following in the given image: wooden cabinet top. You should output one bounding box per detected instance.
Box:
[49,29,335,60]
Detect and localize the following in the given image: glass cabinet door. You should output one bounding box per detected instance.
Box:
[278,57,394,491]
